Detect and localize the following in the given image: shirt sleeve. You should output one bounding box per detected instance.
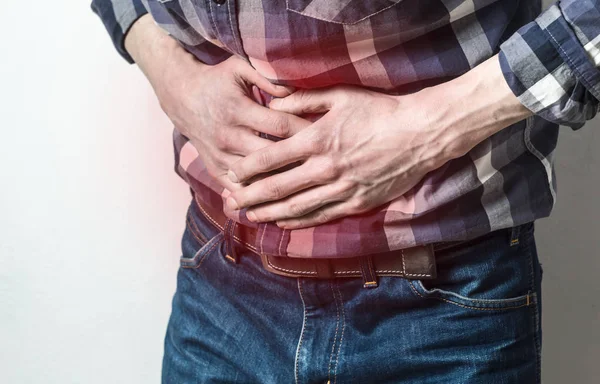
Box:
[498,0,600,129]
[91,0,149,64]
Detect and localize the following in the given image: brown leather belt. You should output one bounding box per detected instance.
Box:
[191,192,437,287]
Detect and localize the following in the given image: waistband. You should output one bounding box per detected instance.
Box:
[190,191,438,287]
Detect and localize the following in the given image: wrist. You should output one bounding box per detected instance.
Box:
[419,54,533,160]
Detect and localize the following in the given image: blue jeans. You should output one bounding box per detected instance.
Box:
[162,197,544,383]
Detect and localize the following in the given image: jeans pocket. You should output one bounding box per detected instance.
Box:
[409,223,538,311]
[180,198,224,269]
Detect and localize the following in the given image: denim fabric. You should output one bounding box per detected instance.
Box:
[162,196,544,383]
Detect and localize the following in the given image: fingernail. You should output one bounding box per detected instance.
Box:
[246,211,257,222]
[227,170,238,183]
[226,196,239,210]
[269,99,280,108]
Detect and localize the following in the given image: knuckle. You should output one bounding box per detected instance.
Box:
[220,104,238,124]
[214,157,228,170]
[273,116,290,137]
[352,197,370,211]
[302,135,322,155]
[257,150,273,169]
[288,202,306,217]
[314,158,339,182]
[298,90,311,104]
[213,131,228,150]
[315,210,330,224]
[221,134,235,151]
[311,138,325,154]
[266,180,283,199]
[207,149,229,170]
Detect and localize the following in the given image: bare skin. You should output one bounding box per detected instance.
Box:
[126,15,532,230]
[124,14,311,193]
[226,55,533,229]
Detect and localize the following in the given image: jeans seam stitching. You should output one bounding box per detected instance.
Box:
[524,224,542,383]
[328,281,341,383]
[186,208,208,245]
[181,236,224,269]
[408,280,535,311]
[194,193,260,253]
[295,279,307,384]
[333,282,345,384]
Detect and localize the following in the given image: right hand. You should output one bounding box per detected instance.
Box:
[124,15,311,192]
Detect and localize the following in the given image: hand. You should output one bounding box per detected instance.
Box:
[225,55,532,229]
[223,84,447,229]
[124,15,311,192]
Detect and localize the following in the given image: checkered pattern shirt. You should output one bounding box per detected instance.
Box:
[92,0,600,258]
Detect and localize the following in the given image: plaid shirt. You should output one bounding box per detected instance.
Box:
[92,0,600,258]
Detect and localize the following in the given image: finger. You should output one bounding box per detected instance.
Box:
[227,134,312,184]
[226,160,327,210]
[275,200,358,229]
[245,182,352,222]
[225,127,277,156]
[214,172,244,193]
[237,64,296,98]
[268,88,336,115]
[239,99,312,139]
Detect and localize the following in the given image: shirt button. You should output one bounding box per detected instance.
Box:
[213,0,226,4]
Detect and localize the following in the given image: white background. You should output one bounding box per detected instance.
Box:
[1,1,598,383]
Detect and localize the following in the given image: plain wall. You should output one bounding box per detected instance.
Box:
[1,0,598,383]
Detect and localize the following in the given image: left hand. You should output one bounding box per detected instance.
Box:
[225,84,460,229]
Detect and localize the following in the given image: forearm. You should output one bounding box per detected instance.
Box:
[124,14,207,91]
[415,54,533,160]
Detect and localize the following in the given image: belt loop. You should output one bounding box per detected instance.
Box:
[509,224,521,246]
[315,259,334,278]
[224,218,239,263]
[359,255,378,288]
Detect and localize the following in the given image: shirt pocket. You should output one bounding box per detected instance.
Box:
[285,0,403,24]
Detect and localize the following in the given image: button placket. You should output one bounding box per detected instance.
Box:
[205,0,251,62]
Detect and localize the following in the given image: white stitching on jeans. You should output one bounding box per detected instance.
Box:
[333,282,345,384]
[193,195,432,276]
[408,280,536,311]
[294,279,307,384]
[328,281,341,383]
[193,194,259,252]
